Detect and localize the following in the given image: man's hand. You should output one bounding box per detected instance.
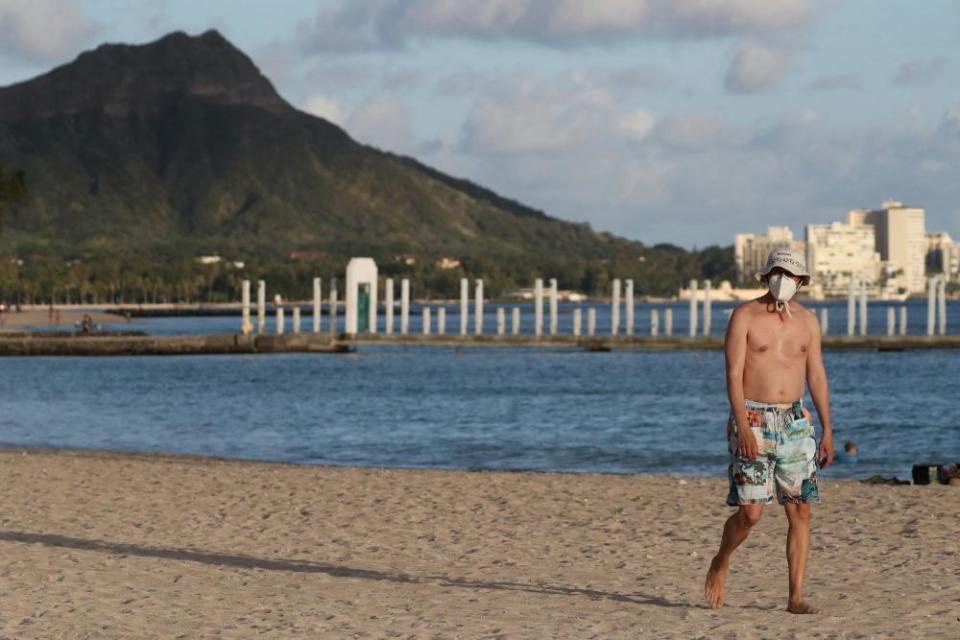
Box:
[819,432,835,468]
[737,428,759,460]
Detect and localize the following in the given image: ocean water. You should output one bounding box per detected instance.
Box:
[1,345,957,481]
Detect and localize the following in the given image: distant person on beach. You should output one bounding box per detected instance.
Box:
[705,247,835,614]
[835,441,858,463]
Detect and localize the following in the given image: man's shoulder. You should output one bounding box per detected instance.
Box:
[732,298,763,316]
[789,301,818,322]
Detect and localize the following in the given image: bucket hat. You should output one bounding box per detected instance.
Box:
[756,248,810,285]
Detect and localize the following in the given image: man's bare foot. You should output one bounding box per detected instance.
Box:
[787,600,822,614]
[704,556,727,608]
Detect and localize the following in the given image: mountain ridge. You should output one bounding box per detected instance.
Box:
[0,30,737,301]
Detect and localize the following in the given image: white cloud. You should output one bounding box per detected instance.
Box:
[301,94,346,124]
[0,0,98,61]
[619,109,657,140]
[414,74,960,246]
[299,0,812,51]
[460,73,658,155]
[345,97,413,151]
[724,40,787,93]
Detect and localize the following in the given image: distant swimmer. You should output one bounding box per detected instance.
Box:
[835,441,858,464]
[705,248,835,615]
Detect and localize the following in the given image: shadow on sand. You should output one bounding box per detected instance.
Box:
[1,529,704,610]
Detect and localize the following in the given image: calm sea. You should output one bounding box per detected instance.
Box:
[2,307,959,481]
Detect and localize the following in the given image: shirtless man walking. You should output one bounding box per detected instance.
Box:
[704,248,835,614]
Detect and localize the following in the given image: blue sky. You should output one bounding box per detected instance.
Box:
[1,0,959,248]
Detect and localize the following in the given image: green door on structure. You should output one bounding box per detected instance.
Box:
[358,284,370,333]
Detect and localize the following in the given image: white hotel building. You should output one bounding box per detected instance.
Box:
[805,217,881,297]
[736,201,932,298]
[848,201,926,294]
[734,226,805,283]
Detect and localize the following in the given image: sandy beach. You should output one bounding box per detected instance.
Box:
[0,450,956,638]
[0,308,126,331]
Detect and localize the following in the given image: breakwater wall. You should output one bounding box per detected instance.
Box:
[0,334,350,356]
[3,332,960,356]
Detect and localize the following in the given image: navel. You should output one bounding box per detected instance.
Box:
[758,345,769,352]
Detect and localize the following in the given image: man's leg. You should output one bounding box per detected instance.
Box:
[705,504,763,608]
[783,502,820,614]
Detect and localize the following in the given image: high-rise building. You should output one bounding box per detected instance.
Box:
[805,218,881,296]
[927,232,959,282]
[734,226,805,283]
[852,201,926,294]
[947,245,960,283]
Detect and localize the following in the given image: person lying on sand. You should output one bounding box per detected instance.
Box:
[705,248,835,614]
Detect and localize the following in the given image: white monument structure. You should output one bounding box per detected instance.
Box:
[345,258,379,335]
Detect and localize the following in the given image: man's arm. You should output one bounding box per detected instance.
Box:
[806,312,834,467]
[725,306,757,459]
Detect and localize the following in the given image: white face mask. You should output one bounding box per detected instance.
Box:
[768,274,798,316]
[768,274,798,302]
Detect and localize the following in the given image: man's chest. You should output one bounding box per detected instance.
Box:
[746,318,811,358]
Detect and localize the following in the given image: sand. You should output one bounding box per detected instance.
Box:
[0,449,956,639]
[0,308,126,331]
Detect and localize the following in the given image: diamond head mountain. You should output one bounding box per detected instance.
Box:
[0,30,730,297]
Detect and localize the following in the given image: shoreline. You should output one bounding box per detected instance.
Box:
[0,445,918,482]
[0,447,955,637]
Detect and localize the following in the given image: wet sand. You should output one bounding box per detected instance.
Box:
[0,449,956,638]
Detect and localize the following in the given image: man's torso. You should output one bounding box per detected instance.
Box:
[738,299,813,403]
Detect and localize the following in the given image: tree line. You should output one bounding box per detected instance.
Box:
[0,164,738,304]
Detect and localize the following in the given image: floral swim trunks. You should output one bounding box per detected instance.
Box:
[726,399,820,506]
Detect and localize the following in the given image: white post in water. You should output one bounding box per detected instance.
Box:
[293,307,301,334]
[927,276,936,336]
[847,279,856,336]
[276,307,285,335]
[534,278,544,337]
[665,308,673,336]
[689,280,698,338]
[423,307,431,335]
[497,307,505,335]
[400,278,410,335]
[241,279,251,334]
[651,309,660,337]
[859,281,868,336]
[938,275,947,335]
[312,278,321,333]
[459,278,469,336]
[329,284,338,335]
[512,307,520,335]
[384,278,394,335]
[474,279,484,335]
[611,278,621,336]
[887,306,895,336]
[437,307,446,335]
[573,308,582,336]
[820,308,828,336]
[703,280,712,337]
[549,278,558,336]
[899,305,907,336]
[625,279,634,336]
[587,308,597,336]
[257,280,266,334]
